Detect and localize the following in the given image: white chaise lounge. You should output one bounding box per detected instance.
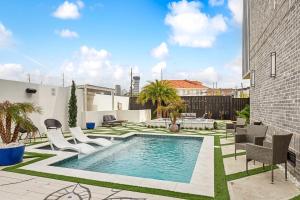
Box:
[70,127,112,147]
[46,129,96,154]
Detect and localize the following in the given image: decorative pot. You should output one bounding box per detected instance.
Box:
[86,122,95,129]
[169,123,179,132]
[0,144,25,166]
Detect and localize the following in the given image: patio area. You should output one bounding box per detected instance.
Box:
[1,122,300,200]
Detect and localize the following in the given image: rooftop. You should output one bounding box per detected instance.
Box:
[166,80,209,89]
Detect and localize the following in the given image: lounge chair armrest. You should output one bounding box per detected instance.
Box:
[254,136,265,146]
[246,143,272,163]
[235,133,247,143]
[236,127,247,135]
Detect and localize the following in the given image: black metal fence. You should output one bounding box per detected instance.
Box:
[129,96,249,120]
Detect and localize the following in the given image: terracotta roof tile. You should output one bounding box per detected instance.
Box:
[166,80,208,89]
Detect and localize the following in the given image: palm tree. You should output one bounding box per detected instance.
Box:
[161,99,186,132]
[138,80,179,118]
[0,101,41,144]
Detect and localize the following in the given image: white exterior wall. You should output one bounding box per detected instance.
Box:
[82,109,151,128]
[90,94,129,111]
[176,88,208,96]
[0,79,84,133]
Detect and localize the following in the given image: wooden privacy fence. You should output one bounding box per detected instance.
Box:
[129,96,249,120]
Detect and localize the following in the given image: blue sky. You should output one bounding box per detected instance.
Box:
[0,0,248,89]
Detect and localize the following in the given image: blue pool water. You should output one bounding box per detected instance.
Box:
[53,135,203,183]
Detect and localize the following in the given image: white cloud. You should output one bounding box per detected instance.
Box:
[0,23,12,48]
[152,61,167,79]
[209,0,224,6]
[53,1,84,20]
[228,0,243,24]
[0,64,25,81]
[151,42,169,59]
[173,56,250,88]
[56,29,79,39]
[165,0,227,48]
[61,46,129,87]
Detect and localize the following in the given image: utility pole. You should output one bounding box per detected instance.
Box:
[28,73,31,83]
[130,67,133,97]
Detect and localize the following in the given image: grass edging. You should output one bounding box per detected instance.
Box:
[214,136,230,200]
[226,165,279,181]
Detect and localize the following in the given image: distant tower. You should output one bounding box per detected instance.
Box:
[115,85,121,96]
[132,76,140,95]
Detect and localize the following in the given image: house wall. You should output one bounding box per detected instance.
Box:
[92,94,129,111]
[248,0,300,178]
[0,79,85,133]
[83,109,151,127]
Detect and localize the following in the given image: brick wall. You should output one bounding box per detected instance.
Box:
[249,0,300,178]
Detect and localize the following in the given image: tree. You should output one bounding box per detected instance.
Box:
[161,99,186,132]
[68,80,77,127]
[0,101,41,144]
[138,80,179,118]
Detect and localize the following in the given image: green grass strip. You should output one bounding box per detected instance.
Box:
[226,165,278,181]
[221,143,234,146]
[223,152,246,158]
[214,136,230,200]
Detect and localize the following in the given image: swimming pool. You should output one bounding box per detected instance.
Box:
[53,135,203,183]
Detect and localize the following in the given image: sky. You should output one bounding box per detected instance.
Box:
[0,0,249,90]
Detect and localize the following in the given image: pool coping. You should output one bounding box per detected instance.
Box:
[23,132,214,197]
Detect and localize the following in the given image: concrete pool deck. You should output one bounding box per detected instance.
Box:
[22,132,215,197]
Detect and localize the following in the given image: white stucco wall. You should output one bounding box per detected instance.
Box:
[91,94,129,111]
[82,109,151,128]
[0,79,84,133]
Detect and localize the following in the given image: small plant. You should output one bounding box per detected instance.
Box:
[213,121,218,130]
[205,127,209,130]
[198,127,202,130]
[236,104,250,123]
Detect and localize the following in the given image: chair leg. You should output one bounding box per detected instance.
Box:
[271,165,274,183]
[285,161,288,181]
[234,146,236,160]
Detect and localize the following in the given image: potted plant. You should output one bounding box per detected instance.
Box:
[161,99,186,132]
[0,101,41,166]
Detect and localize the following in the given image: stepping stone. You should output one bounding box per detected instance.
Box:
[224,155,263,175]
[228,169,300,200]
[221,144,244,156]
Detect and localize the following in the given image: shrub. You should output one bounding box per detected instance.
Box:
[213,121,218,129]
[68,80,77,127]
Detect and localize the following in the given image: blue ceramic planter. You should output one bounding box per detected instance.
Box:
[86,122,95,129]
[0,144,25,166]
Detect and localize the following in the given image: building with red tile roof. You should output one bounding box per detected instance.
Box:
[166,80,209,96]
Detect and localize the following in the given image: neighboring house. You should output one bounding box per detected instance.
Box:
[166,80,209,96]
[243,0,300,179]
[207,88,235,97]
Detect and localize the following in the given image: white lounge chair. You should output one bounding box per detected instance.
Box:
[46,129,95,154]
[69,127,112,147]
